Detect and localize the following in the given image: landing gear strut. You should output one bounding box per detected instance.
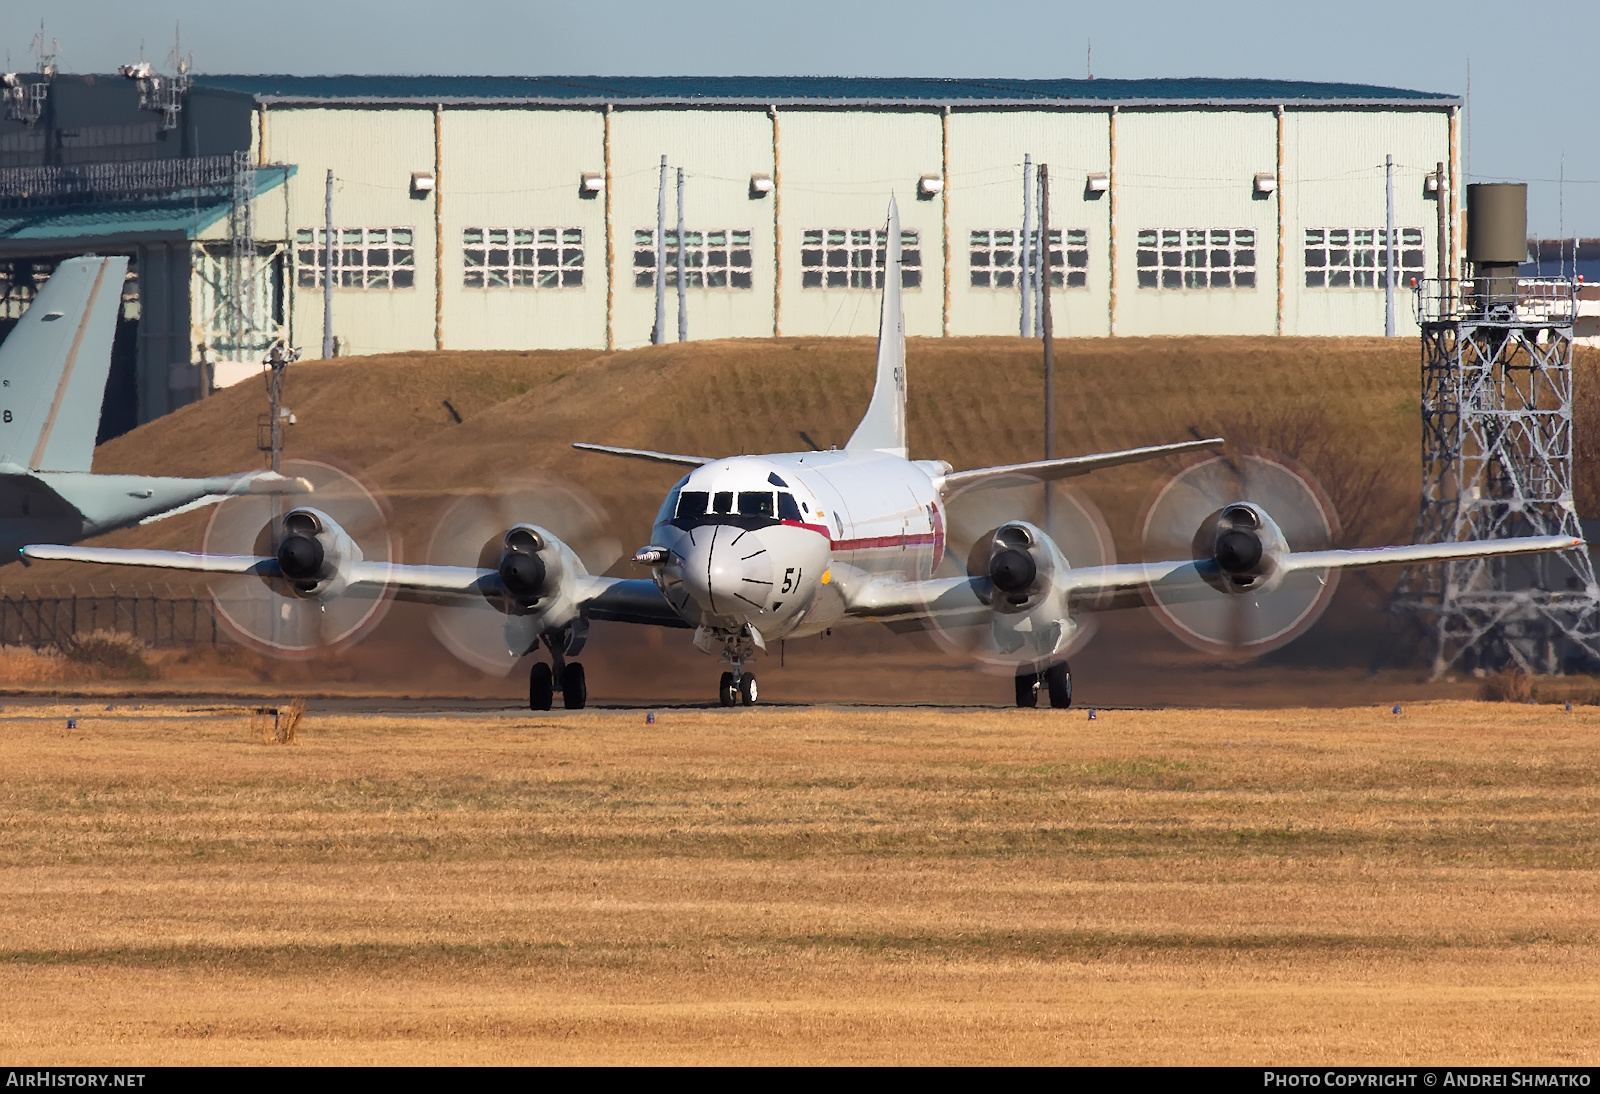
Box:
[1015,662,1072,709]
[711,630,759,707]
[529,630,587,711]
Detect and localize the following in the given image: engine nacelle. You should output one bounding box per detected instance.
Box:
[1191,502,1290,595]
[984,521,1059,613]
[494,524,565,607]
[272,506,363,600]
[982,520,1080,661]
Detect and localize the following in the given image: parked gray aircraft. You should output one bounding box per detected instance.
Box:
[0,255,305,563]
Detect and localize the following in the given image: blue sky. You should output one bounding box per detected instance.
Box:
[6,0,1594,235]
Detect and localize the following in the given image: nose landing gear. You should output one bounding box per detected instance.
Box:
[528,628,587,711]
[1014,662,1071,709]
[712,630,760,707]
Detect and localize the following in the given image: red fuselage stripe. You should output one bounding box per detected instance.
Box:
[830,532,940,551]
[767,520,945,554]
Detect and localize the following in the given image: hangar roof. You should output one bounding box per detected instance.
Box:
[195,75,1459,109]
[0,165,295,251]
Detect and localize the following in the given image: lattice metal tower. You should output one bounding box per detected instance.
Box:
[227,149,258,362]
[1394,183,1600,675]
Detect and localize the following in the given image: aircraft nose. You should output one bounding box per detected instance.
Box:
[679,524,774,620]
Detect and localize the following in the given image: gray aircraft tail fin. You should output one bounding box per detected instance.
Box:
[845,198,908,459]
[0,255,126,473]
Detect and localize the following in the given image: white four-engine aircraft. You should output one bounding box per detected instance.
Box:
[23,201,1578,709]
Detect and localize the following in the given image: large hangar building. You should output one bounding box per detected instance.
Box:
[0,73,1460,432]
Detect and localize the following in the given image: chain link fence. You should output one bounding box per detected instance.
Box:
[0,588,223,650]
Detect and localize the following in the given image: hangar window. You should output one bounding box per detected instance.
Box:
[970,228,1087,289]
[295,227,415,289]
[1304,227,1425,289]
[1136,228,1256,290]
[633,229,753,289]
[462,227,583,289]
[801,228,921,289]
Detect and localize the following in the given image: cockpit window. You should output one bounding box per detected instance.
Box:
[676,491,709,519]
[712,490,734,514]
[767,472,788,488]
[656,479,687,525]
[738,491,775,518]
[777,492,801,521]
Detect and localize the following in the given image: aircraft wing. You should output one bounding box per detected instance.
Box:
[838,574,990,628]
[18,544,684,621]
[21,544,278,574]
[819,534,1581,625]
[939,437,1224,494]
[572,442,713,467]
[1059,535,1583,612]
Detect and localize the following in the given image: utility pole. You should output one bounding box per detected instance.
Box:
[676,166,688,342]
[1020,153,1033,337]
[654,155,667,344]
[1040,164,1056,530]
[259,341,299,474]
[321,169,334,358]
[1384,153,1396,337]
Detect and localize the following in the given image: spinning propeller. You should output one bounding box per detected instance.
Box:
[1140,451,1340,656]
[927,480,1115,667]
[202,458,398,658]
[424,477,621,675]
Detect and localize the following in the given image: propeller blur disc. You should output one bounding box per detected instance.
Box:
[925,481,1113,669]
[425,477,621,675]
[1140,451,1339,657]
[202,458,397,659]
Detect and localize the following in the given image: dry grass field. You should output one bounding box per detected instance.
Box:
[1,700,1597,1065]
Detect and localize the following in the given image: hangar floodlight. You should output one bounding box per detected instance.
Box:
[1425,171,1441,196]
[917,173,943,197]
[410,172,434,197]
[1085,172,1109,194]
[1253,172,1277,195]
[580,172,604,194]
[749,173,773,197]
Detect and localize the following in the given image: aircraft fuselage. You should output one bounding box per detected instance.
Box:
[651,449,950,641]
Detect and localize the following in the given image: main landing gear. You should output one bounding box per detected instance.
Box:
[719,670,758,707]
[529,631,587,711]
[1015,662,1072,709]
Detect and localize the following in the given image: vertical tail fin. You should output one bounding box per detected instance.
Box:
[0,255,126,473]
[845,198,908,458]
